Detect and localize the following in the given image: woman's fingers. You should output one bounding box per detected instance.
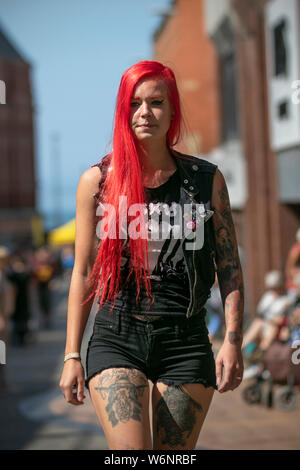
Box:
[233,366,244,389]
[76,378,86,403]
[60,380,86,405]
[63,387,84,405]
[215,359,223,388]
[218,363,232,393]
[60,361,86,405]
[226,366,244,392]
[217,363,243,392]
[216,346,244,393]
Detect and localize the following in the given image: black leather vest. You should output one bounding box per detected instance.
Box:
[92,147,218,318]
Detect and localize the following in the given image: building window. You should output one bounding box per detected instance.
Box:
[265,0,300,150]
[273,18,288,77]
[220,52,239,142]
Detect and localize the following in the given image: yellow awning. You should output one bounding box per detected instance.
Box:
[48,218,75,246]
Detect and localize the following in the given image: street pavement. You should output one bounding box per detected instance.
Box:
[0,275,299,450]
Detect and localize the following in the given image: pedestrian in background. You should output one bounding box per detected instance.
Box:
[279,272,300,345]
[32,246,55,329]
[60,245,75,283]
[6,252,32,347]
[285,227,300,290]
[242,269,297,378]
[0,246,15,390]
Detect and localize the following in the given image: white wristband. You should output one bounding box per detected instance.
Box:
[64,352,81,363]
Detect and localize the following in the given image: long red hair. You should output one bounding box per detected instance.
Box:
[82,60,182,311]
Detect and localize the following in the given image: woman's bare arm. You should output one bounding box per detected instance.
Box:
[64,166,101,356]
[211,168,244,392]
[60,165,102,405]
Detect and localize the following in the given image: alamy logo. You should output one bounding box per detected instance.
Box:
[0,340,6,364]
[95,198,210,250]
[0,80,6,104]
[291,339,300,365]
[291,80,300,104]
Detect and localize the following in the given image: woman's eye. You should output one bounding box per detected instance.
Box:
[130,100,164,107]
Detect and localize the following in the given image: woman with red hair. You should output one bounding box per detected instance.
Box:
[59,60,244,450]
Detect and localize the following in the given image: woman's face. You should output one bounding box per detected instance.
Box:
[129,78,174,143]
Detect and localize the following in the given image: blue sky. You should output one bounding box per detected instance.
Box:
[0,0,171,230]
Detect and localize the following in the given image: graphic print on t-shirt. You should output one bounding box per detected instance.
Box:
[120,169,189,288]
[120,206,188,285]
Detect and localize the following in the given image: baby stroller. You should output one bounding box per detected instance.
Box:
[242,339,300,411]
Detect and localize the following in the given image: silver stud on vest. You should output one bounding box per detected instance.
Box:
[192,165,198,171]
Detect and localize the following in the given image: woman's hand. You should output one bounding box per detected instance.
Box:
[60,359,86,405]
[215,342,244,393]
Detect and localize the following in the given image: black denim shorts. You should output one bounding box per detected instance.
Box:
[85,308,218,391]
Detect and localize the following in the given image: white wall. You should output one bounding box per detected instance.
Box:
[203,0,230,36]
[265,0,300,150]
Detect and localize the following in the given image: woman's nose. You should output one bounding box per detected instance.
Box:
[140,102,151,117]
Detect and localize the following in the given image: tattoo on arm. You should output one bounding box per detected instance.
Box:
[228,331,242,345]
[212,172,244,344]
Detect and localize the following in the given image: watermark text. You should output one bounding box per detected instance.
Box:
[291,339,300,365]
[0,340,6,364]
[0,80,6,104]
[95,198,207,250]
[291,80,300,104]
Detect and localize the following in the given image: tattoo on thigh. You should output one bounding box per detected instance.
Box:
[155,385,203,447]
[94,369,148,427]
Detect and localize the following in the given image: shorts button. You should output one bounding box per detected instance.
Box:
[148,323,154,332]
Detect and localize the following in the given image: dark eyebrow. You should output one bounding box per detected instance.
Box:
[131,95,164,100]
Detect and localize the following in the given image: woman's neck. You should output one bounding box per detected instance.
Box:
[137,142,176,174]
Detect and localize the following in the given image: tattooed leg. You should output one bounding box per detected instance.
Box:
[152,382,214,450]
[94,369,148,427]
[89,368,152,449]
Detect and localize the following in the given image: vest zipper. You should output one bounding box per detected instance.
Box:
[211,249,217,271]
[184,189,216,317]
[183,188,198,318]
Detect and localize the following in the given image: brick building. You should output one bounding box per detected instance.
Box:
[0,24,40,250]
[153,0,300,316]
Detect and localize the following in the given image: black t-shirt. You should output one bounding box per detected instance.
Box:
[98,169,190,317]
